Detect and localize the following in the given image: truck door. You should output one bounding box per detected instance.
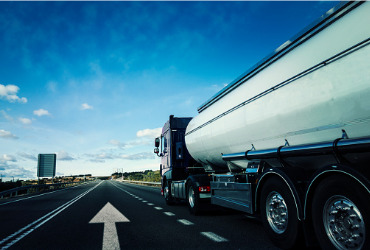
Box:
[161,130,171,175]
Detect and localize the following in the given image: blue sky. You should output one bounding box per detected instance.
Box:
[0,1,338,180]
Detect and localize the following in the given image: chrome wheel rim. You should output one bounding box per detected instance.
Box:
[266,191,288,234]
[188,187,195,208]
[164,186,170,200]
[323,195,365,250]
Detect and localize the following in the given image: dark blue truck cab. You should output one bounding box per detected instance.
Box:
[154,115,211,213]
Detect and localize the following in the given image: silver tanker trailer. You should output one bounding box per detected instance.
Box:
[154,1,370,249]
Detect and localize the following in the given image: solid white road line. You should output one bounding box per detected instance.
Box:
[0,181,103,249]
[0,184,81,206]
[201,232,228,242]
[0,190,61,206]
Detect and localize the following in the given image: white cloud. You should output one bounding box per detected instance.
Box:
[89,158,105,163]
[81,103,93,110]
[86,153,115,163]
[19,117,32,125]
[120,152,155,160]
[86,151,155,162]
[18,152,37,161]
[33,109,51,117]
[136,128,162,138]
[108,128,161,153]
[108,138,151,149]
[0,154,17,163]
[109,139,126,148]
[57,151,75,161]
[1,110,13,122]
[0,129,18,139]
[47,81,57,93]
[0,84,27,103]
[0,162,35,179]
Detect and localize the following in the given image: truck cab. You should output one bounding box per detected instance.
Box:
[155,115,194,180]
[154,115,211,212]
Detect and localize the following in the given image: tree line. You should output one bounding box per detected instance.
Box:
[112,170,161,182]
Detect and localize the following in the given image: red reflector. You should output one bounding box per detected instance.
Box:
[199,186,211,193]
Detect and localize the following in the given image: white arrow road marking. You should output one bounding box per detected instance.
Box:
[89,202,129,250]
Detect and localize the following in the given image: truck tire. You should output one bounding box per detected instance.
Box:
[187,182,201,215]
[164,180,175,205]
[260,177,303,249]
[312,175,369,250]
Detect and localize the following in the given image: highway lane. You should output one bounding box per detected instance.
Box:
[0,182,100,242]
[0,180,279,249]
[112,181,278,249]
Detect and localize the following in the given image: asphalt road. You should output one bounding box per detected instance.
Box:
[0,180,279,250]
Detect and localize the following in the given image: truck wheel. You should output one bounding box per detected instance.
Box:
[164,180,174,205]
[260,177,303,249]
[312,175,369,250]
[187,183,201,215]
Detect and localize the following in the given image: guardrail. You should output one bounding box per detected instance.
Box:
[0,182,85,199]
[118,179,161,187]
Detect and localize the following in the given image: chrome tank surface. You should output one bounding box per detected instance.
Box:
[185,2,370,171]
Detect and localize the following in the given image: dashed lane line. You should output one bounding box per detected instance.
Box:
[109,181,231,245]
[177,219,194,226]
[201,232,228,242]
[163,212,175,216]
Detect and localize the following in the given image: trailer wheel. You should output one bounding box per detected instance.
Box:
[260,177,302,249]
[187,183,201,215]
[164,180,174,205]
[312,175,369,250]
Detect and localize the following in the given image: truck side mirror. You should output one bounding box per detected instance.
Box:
[155,137,160,148]
[154,148,159,154]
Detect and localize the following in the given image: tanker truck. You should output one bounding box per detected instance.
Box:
[154,1,370,249]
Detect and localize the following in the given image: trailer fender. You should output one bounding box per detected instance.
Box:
[307,167,370,249]
[304,164,370,220]
[185,174,211,191]
[256,169,303,220]
[185,175,211,215]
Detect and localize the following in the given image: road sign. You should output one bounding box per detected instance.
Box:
[37,154,56,177]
